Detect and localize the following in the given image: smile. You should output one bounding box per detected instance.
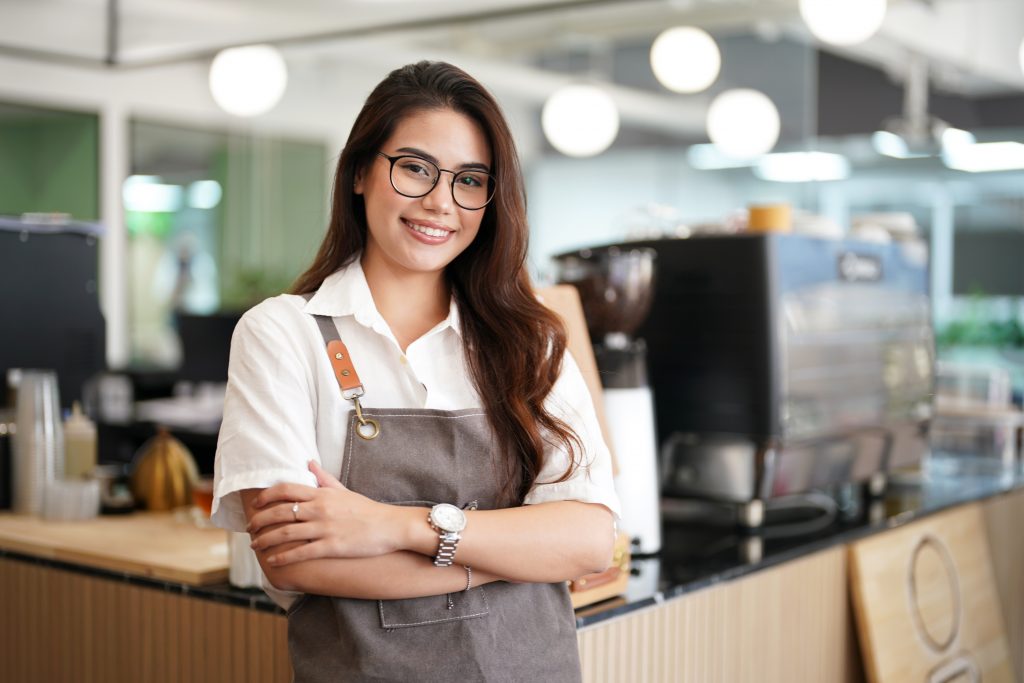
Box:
[402,218,453,241]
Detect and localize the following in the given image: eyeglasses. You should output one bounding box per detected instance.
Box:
[376,152,496,211]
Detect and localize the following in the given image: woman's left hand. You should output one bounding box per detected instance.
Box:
[247,460,406,566]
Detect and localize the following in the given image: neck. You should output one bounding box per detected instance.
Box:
[360,252,450,347]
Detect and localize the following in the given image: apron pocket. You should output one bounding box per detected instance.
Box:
[378,586,490,630]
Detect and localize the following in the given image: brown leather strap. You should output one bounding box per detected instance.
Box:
[302,292,366,400]
[326,339,365,399]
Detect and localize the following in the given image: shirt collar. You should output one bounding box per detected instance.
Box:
[303,257,463,338]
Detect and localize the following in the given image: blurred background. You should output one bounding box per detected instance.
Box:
[1,0,1022,384]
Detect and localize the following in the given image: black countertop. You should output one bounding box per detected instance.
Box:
[2,454,1021,628]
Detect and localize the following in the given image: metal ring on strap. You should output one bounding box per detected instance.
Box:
[352,397,380,440]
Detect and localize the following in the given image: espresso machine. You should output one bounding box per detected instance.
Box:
[554,246,661,554]
[622,233,934,528]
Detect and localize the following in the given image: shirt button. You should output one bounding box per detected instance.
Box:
[400,356,408,365]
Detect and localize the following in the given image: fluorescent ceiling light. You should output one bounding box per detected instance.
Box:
[943,142,1024,173]
[754,152,851,182]
[871,130,929,159]
[123,176,183,212]
[686,143,757,170]
[941,127,977,153]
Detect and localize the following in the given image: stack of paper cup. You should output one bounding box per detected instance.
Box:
[12,369,65,516]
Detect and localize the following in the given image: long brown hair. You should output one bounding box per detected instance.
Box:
[292,61,581,504]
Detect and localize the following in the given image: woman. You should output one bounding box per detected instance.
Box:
[212,61,620,682]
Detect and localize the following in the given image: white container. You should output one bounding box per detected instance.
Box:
[63,401,97,479]
[605,386,661,554]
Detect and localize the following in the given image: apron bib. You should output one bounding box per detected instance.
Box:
[286,306,582,683]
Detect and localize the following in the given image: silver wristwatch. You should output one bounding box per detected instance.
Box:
[428,503,467,567]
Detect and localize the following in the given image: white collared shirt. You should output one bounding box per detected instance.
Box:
[212,258,620,603]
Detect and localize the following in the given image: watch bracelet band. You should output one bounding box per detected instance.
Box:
[464,565,472,592]
[433,530,460,567]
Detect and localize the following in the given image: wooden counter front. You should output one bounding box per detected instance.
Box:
[0,511,229,585]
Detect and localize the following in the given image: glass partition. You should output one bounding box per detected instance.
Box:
[126,120,328,369]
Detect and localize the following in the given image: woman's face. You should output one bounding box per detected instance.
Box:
[356,108,492,278]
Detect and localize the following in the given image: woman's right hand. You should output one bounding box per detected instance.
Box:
[247,460,410,566]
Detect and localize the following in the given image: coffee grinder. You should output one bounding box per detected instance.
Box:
[554,246,660,554]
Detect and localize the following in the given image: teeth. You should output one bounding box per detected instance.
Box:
[406,220,449,238]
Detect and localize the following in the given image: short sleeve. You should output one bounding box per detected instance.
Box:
[211,301,319,533]
[523,351,621,519]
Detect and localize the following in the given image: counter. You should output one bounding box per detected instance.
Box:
[2,454,1022,682]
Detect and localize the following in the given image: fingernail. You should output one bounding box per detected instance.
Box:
[267,555,278,565]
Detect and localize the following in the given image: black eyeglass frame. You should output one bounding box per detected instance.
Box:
[375,151,496,211]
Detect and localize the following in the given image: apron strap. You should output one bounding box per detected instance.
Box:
[301,292,380,439]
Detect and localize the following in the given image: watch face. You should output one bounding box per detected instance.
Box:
[431,504,467,532]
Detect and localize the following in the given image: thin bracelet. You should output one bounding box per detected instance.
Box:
[464,565,472,592]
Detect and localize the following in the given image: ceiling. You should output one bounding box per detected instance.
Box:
[2,0,1022,146]
[2,0,1022,88]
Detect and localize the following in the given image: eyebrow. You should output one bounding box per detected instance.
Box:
[394,146,491,173]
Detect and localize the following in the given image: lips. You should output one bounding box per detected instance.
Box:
[402,218,454,244]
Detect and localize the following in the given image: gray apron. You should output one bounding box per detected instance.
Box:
[287,308,582,683]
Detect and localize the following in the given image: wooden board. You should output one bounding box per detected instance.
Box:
[537,284,619,474]
[848,503,1014,683]
[0,511,229,586]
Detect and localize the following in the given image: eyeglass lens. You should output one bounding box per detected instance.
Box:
[390,156,493,210]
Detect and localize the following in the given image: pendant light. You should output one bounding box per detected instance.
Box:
[542,84,620,157]
[650,27,721,94]
[209,45,288,117]
[706,88,780,158]
[800,0,887,46]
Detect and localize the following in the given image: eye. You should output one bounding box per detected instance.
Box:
[397,158,434,178]
[456,172,487,188]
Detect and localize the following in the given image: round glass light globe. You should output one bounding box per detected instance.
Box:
[209,45,288,117]
[706,88,780,158]
[650,26,721,94]
[541,84,620,157]
[799,0,887,46]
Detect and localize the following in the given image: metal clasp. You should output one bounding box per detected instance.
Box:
[352,397,380,440]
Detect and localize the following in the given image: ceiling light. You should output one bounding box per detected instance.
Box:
[1019,37,1024,76]
[940,127,976,154]
[542,84,620,157]
[706,89,780,159]
[209,45,288,117]
[754,152,851,183]
[686,144,756,170]
[650,27,721,94]
[943,142,1024,173]
[871,131,929,159]
[122,176,183,213]
[800,0,887,46]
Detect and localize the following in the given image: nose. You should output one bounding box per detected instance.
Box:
[420,172,456,212]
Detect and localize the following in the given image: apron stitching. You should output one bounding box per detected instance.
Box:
[357,412,486,419]
[379,609,491,628]
[343,413,356,486]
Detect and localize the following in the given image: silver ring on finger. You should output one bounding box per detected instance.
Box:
[292,502,300,523]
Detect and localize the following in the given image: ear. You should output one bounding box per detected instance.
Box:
[353,168,365,195]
